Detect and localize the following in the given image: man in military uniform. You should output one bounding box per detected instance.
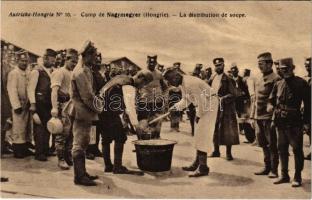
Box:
[28,49,57,161]
[269,58,310,187]
[137,55,167,139]
[70,41,101,186]
[50,49,79,169]
[7,51,33,158]
[253,52,280,178]
[303,57,311,160]
[157,64,165,73]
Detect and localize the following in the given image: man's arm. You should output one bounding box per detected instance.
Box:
[27,70,39,112]
[122,85,139,126]
[7,71,21,110]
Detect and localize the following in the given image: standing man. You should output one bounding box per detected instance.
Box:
[50,49,79,169]
[269,58,310,187]
[70,41,101,186]
[28,49,57,161]
[137,55,167,139]
[192,64,203,78]
[303,57,311,160]
[253,52,280,178]
[163,67,214,177]
[7,51,33,158]
[209,58,239,161]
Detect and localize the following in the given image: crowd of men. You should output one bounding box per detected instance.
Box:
[1,40,311,188]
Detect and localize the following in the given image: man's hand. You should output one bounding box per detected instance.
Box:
[51,108,59,118]
[14,107,23,114]
[266,104,274,113]
[303,124,310,133]
[195,116,200,124]
[29,103,36,112]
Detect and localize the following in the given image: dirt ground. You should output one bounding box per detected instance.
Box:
[1,121,311,199]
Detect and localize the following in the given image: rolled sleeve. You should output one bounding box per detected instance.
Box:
[122,85,139,126]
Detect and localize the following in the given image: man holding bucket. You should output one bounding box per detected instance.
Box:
[163,67,216,177]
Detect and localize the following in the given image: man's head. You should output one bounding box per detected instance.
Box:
[162,67,183,87]
[133,70,154,89]
[157,64,165,72]
[273,60,282,77]
[213,57,225,74]
[230,63,239,77]
[305,57,311,76]
[15,51,29,71]
[147,55,157,71]
[278,58,295,79]
[173,62,181,69]
[243,69,251,77]
[65,48,79,71]
[80,40,98,67]
[43,48,57,68]
[257,52,273,74]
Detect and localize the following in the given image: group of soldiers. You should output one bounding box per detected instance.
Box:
[1,40,311,188]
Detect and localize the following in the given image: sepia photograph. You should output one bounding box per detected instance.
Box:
[1,0,311,199]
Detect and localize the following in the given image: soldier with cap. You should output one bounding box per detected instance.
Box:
[173,62,186,75]
[252,52,280,178]
[303,57,311,160]
[7,51,33,158]
[269,58,310,187]
[28,48,57,161]
[50,48,79,169]
[208,57,239,161]
[137,55,167,139]
[157,64,165,73]
[69,41,102,186]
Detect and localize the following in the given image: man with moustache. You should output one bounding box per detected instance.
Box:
[208,58,239,161]
[50,49,79,169]
[252,52,280,178]
[137,55,167,139]
[28,49,57,161]
[7,51,33,158]
[269,58,310,187]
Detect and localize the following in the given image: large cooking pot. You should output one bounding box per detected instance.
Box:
[132,139,177,172]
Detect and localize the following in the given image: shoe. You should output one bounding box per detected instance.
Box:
[58,160,70,170]
[26,142,35,150]
[13,144,25,159]
[268,172,278,178]
[86,153,95,160]
[209,151,220,158]
[226,154,234,161]
[86,173,99,180]
[274,177,290,184]
[74,176,97,186]
[305,153,311,160]
[291,180,302,187]
[254,168,270,175]
[189,166,209,178]
[1,177,9,182]
[35,154,48,162]
[93,148,102,157]
[24,148,35,157]
[104,164,114,173]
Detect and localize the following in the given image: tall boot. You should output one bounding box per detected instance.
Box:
[182,151,199,171]
[189,151,209,177]
[102,143,113,172]
[113,143,129,174]
[255,147,271,175]
[57,149,70,170]
[13,144,25,159]
[226,145,233,161]
[73,150,96,186]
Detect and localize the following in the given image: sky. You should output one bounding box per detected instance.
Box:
[1,1,311,76]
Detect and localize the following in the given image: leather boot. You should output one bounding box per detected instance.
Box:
[189,151,209,177]
[102,143,113,172]
[73,151,96,186]
[57,149,70,170]
[209,144,220,158]
[113,143,130,174]
[226,145,233,161]
[182,151,199,171]
[254,166,270,175]
[274,152,290,184]
[13,144,25,159]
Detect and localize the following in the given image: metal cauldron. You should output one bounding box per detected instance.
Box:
[132,139,177,172]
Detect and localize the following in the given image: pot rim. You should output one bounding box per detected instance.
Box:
[132,139,177,146]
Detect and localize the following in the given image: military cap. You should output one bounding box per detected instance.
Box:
[244,69,251,73]
[213,57,224,66]
[147,55,157,63]
[173,62,181,68]
[195,64,203,69]
[15,50,29,60]
[80,40,97,56]
[273,60,280,66]
[66,48,78,58]
[230,62,238,70]
[305,57,311,66]
[43,48,57,57]
[257,52,272,61]
[278,57,294,69]
[157,64,164,70]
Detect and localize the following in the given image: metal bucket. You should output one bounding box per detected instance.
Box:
[132,139,177,172]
